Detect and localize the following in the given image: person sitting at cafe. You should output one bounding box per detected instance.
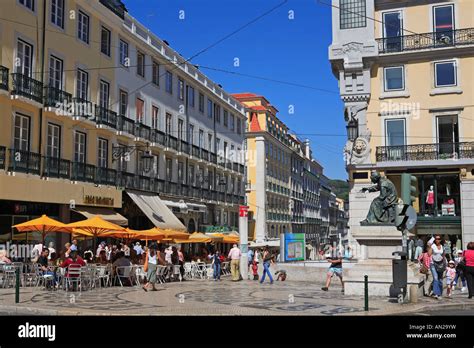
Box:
[113,251,132,285]
[0,250,12,264]
[37,248,58,287]
[83,250,94,264]
[96,249,108,265]
[60,250,86,274]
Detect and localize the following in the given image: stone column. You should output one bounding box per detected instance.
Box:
[255,136,266,243]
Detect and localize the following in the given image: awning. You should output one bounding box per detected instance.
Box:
[72,207,128,226]
[187,203,207,212]
[161,200,188,210]
[249,240,281,248]
[126,191,186,231]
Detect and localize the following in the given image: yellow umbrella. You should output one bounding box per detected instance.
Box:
[13,214,73,243]
[66,215,126,249]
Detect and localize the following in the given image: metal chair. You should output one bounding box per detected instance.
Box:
[64,264,82,292]
[156,265,167,284]
[134,265,146,285]
[96,265,111,288]
[183,262,193,279]
[115,266,134,287]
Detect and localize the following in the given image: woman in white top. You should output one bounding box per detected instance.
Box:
[430,235,446,299]
[143,248,158,291]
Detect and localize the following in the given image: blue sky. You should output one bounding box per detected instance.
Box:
[123,0,346,180]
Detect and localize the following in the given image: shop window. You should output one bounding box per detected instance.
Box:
[417,174,460,217]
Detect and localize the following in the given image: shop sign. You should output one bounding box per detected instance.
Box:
[83,195,114,206]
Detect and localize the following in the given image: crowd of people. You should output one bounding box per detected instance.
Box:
[418,234,474,300]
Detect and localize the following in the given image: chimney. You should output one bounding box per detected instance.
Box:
[304,139,311,158]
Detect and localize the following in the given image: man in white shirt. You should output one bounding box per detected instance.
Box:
[227,244,242,281]
[134,242,143,256]
[165,246,173,264]
[70,239,78,252]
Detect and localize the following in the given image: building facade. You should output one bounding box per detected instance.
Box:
[329,0,474,247]
[0,0,246,245]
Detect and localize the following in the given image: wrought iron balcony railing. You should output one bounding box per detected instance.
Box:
[96,167,117,186]
[135,123,151,141]
[44,86,72,108]
[95,106,117,128]
[150,129,165,146]
[71,97,94,119]
[210,152,217,164]
[72,162,96,183]
[117,114,135,135]
[0,146,5,170]
[99,0,126,19]
[376,28,474,54]
[376,142,474,162]
[8,149,41,175]
[239,164,245,174]
[178,140,189,154]
[192,145,200,158]
[0,66,8,91]
[201,149,209,162]
[43,156,70,179]
[166,135,178,151]
[11,73,43,104]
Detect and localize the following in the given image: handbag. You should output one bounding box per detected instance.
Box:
[420,263,429,274]
[143,252,149,273]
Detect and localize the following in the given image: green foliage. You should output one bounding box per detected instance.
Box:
[329,179,349,201]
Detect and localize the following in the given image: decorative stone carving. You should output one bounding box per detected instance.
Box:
[344,137,370,165]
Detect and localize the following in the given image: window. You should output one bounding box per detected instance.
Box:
[137,51,145,77]
[99,80,109,108]
[165,113,172,134]
[384,66,404,91]
[178,119,184,140]
[119,40,129,66]
[76,68,88,100]
[152,61,159,86]
[152,106,159,129]
[77,11,89,44]
[117,143,128,172]
[101,26,111,56]
[48,55,63,89]
[189,165,195,186]
[385,119,405,147]
[51,0,64,28]
[97,138,108,168]
[47,123,60,158]
[230,114,235,131]
[383,11,403,52]
[199,130,204,148]
[237,118,242,135]
[14,113,30,151]
[207,99,213,118]
[340,0,366,29]
[208,134,213,152]
[435,61,457,87]
[189,124,194,145]
[223,110,228,127]
[188,86,195,107]
[136,98,144,123]
[216,138,221,153]
[166,158,172,180]
[119,90,128,116]
[437,115,459,157]
[74,131,86,163]
[16,39,33,76]
[199,93,204,113]
[19,0,34,11]
[433,5,454,43]
[165,71,173,93]
[224,142,228,159]
[215,105,221,123]
[178,161,184,183]
[178,78,184,100]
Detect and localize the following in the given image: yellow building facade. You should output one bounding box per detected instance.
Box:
[330,0,474,248]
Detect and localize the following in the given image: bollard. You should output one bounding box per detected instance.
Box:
[15,267,20,304]
[364,275,369,312]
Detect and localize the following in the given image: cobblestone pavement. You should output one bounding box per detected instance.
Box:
[0,279,473,316]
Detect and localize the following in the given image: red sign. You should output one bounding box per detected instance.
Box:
[239,205,249,217]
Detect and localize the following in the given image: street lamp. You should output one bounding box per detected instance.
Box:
[112,142,154,173]
[346,118,359,142]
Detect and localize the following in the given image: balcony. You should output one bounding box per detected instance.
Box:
[166,136,178,151]
[138,175,152,191]
[71,162,96,183]
[376,28,474,54]
[135,123,151,141]
[178,140,189,155]
[150,129,166,146]
[117,171,137,189]
[376,142,474,163]
[8,149,41,175]
[43,157,70,179]
[71,97,94,119]
[210,152,217,164]
[192,145,200,158]
[201,149,209,162]
[95,106,117,129]
[226,161,232,171]
[96,167,117,186]
[0,66,9,91]
[44,86,72,108]
[233,162,239,173]
[11,73,43,104]
[117,115,135,136]
[99,0,126,19]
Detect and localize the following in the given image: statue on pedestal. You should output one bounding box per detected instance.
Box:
[360,171,398,225]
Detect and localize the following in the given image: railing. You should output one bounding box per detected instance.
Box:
[95,106,117,128]
[166,135,178,151]
[71,162,96,183]
[192,145,200,158]
[164,181,178,195]
[178,140,189,154]
[376,142,474,162]
[232,162,239,172]
[117,115,135,135]
[226,161,232,170]
[377,28,474,54]
[138,175,152,191]
[239,164,245,174]
[8,149,41,175]
[99,0,126,19]
[43,157,70,179]
[44,86,72,108]
[135,123,151,140]
[96,167,117,186]
[201,149,209,162]
[210,152,217,164]
[71,97,95,119]
[118,171,137,189]
[11,73,43,104]
[0,66,9,91]
[150,129,166,146]
[153,178,165,193]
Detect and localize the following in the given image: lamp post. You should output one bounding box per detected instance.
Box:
[346,118,359,142]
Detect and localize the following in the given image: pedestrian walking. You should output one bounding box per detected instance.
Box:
[446,260,456,298]
[321,252,344,292]
[414,238,424,261]
[463,242,474,299]
[260,247,274,284]
[142,247,158,292]
[227,244,241,281]
[247,248,254,271]
[453,250,467,292]
[418,244,433,297]
[251,260,259,280]
[430,235,447,299]
[210,250,222,281]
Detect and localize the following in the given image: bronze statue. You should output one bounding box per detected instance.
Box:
[360,171,398,225]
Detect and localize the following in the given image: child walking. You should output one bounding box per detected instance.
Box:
[446,260,457,298]
[251,260,259,280]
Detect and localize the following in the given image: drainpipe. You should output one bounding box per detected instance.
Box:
[38,0,46,170]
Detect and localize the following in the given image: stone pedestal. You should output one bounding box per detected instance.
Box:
[344,225,424,298]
